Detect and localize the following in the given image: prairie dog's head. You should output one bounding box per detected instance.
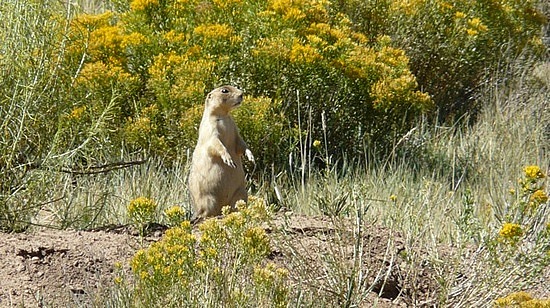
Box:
[205,85,244,114]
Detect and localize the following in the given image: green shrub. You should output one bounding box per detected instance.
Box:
[341,0,548,119]
[0,0,85,231]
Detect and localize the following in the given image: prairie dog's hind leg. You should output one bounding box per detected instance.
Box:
[193,195,222,219]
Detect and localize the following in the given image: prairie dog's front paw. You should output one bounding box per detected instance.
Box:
[245,149,255,163]
[221,152,236,168]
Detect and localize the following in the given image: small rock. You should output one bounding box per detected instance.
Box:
[16,264,25,272]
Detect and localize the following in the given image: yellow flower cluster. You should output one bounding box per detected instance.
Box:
[149,52,186,77]
[494,291,550,307]
[68,106,86,120]
[466,17,488,37]
[75,61,135,90]
[130,0,159,11]
[498,222,523,245]
[127,197,157,226]
[269,0,298,14]
[527,188,549,212]
[307,22,348,44]
[268,0,328,23]
[163,30,186,44]
[284,7,306,21]
[530,190,549,205]
[121,32,149,48]
[91,25,123,53]
[313,140,322,148]
[193,23,234,39]
[333,47,376,79]
[371,71,432,110]
[253,262,289,308]
[253,262,289,284]
[454,11,466,19]
[289,40,322,64]
[524,165,546,180]
[242,227,271,256]
[164,205,187,227]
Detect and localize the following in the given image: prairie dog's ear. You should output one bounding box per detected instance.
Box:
[206,92,212,103]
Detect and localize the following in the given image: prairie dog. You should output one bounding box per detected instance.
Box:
[188,85,254,219]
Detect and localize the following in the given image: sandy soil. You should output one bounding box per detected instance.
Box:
[0,228,143,307]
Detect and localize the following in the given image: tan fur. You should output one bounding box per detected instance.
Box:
[188,85,254,219]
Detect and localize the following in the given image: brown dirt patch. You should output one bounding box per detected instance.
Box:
[0,228,144,307]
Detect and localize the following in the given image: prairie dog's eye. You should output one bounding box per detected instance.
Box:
[221,88,229,94]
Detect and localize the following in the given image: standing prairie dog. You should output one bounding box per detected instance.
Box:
[188,85,254,219]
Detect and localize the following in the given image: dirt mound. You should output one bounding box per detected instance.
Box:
[268,214,440,307]
[0,215,440,307]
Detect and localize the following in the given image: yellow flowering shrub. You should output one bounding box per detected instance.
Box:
[453,165,550,293]
[498,222,523,245]
[524,166,546,181]
[495,291,550,307]
[341,0,547,119]
[128,197,290,306]
[250,2,434,155]
[163,205,187,227]
[127,197,158,235]
[485,166,550,275]
[60,0,438,166]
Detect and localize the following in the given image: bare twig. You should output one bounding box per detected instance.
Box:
[58,159,148,175]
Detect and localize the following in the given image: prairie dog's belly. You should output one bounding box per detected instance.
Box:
[190,148,245,201]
